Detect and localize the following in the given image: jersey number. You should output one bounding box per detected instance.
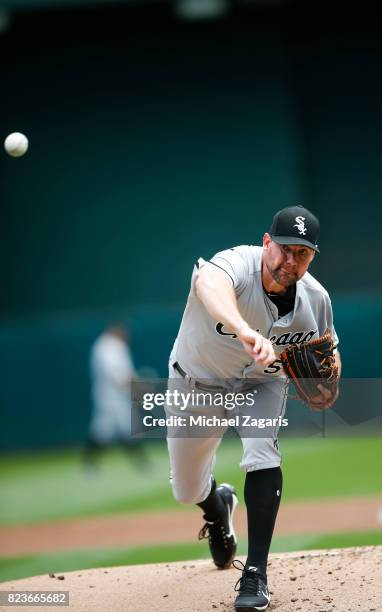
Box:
[264,359,282,374]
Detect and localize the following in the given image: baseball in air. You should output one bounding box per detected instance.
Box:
[4,132,29,157]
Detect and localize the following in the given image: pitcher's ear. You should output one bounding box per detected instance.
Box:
[263,233,272,248]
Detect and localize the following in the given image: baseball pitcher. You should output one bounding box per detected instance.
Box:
[165,205,341,611]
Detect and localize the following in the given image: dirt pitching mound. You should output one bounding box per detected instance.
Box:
[2,546,381,612]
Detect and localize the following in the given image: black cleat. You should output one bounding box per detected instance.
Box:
[234,560,271,611]
[198,482,238,569]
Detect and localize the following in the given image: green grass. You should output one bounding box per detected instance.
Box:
[1,530,381,583]
[0,438,381,525]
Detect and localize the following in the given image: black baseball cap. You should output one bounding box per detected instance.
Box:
[269,205,320,252]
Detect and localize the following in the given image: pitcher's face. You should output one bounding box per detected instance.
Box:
[262,233,315,288]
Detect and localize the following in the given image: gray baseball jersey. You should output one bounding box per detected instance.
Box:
[166,245,338,500]
[170,245,338,382]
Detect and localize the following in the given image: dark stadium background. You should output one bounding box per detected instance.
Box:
[1,0,381,449]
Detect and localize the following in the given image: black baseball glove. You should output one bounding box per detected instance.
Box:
[280,332,339,409]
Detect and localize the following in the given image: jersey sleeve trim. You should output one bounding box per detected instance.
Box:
[207,260,235,286]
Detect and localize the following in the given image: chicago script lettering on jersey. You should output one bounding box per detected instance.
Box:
[216,323,317,348]
[216,323,263,340]
[269,330,317,347]
[215,322,238,338]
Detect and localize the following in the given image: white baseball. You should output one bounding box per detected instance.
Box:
[4,132,29,157]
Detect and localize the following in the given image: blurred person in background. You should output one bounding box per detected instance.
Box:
[83,324,149,470]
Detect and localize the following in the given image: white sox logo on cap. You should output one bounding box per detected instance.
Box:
[269,205,320,251]
[293,215,307,236]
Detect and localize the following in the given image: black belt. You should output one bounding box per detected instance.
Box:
[172,361,262,394]
[172,361,224,391]
[173,361,189,378]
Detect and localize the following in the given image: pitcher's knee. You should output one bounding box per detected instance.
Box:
[170,480,208,505]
